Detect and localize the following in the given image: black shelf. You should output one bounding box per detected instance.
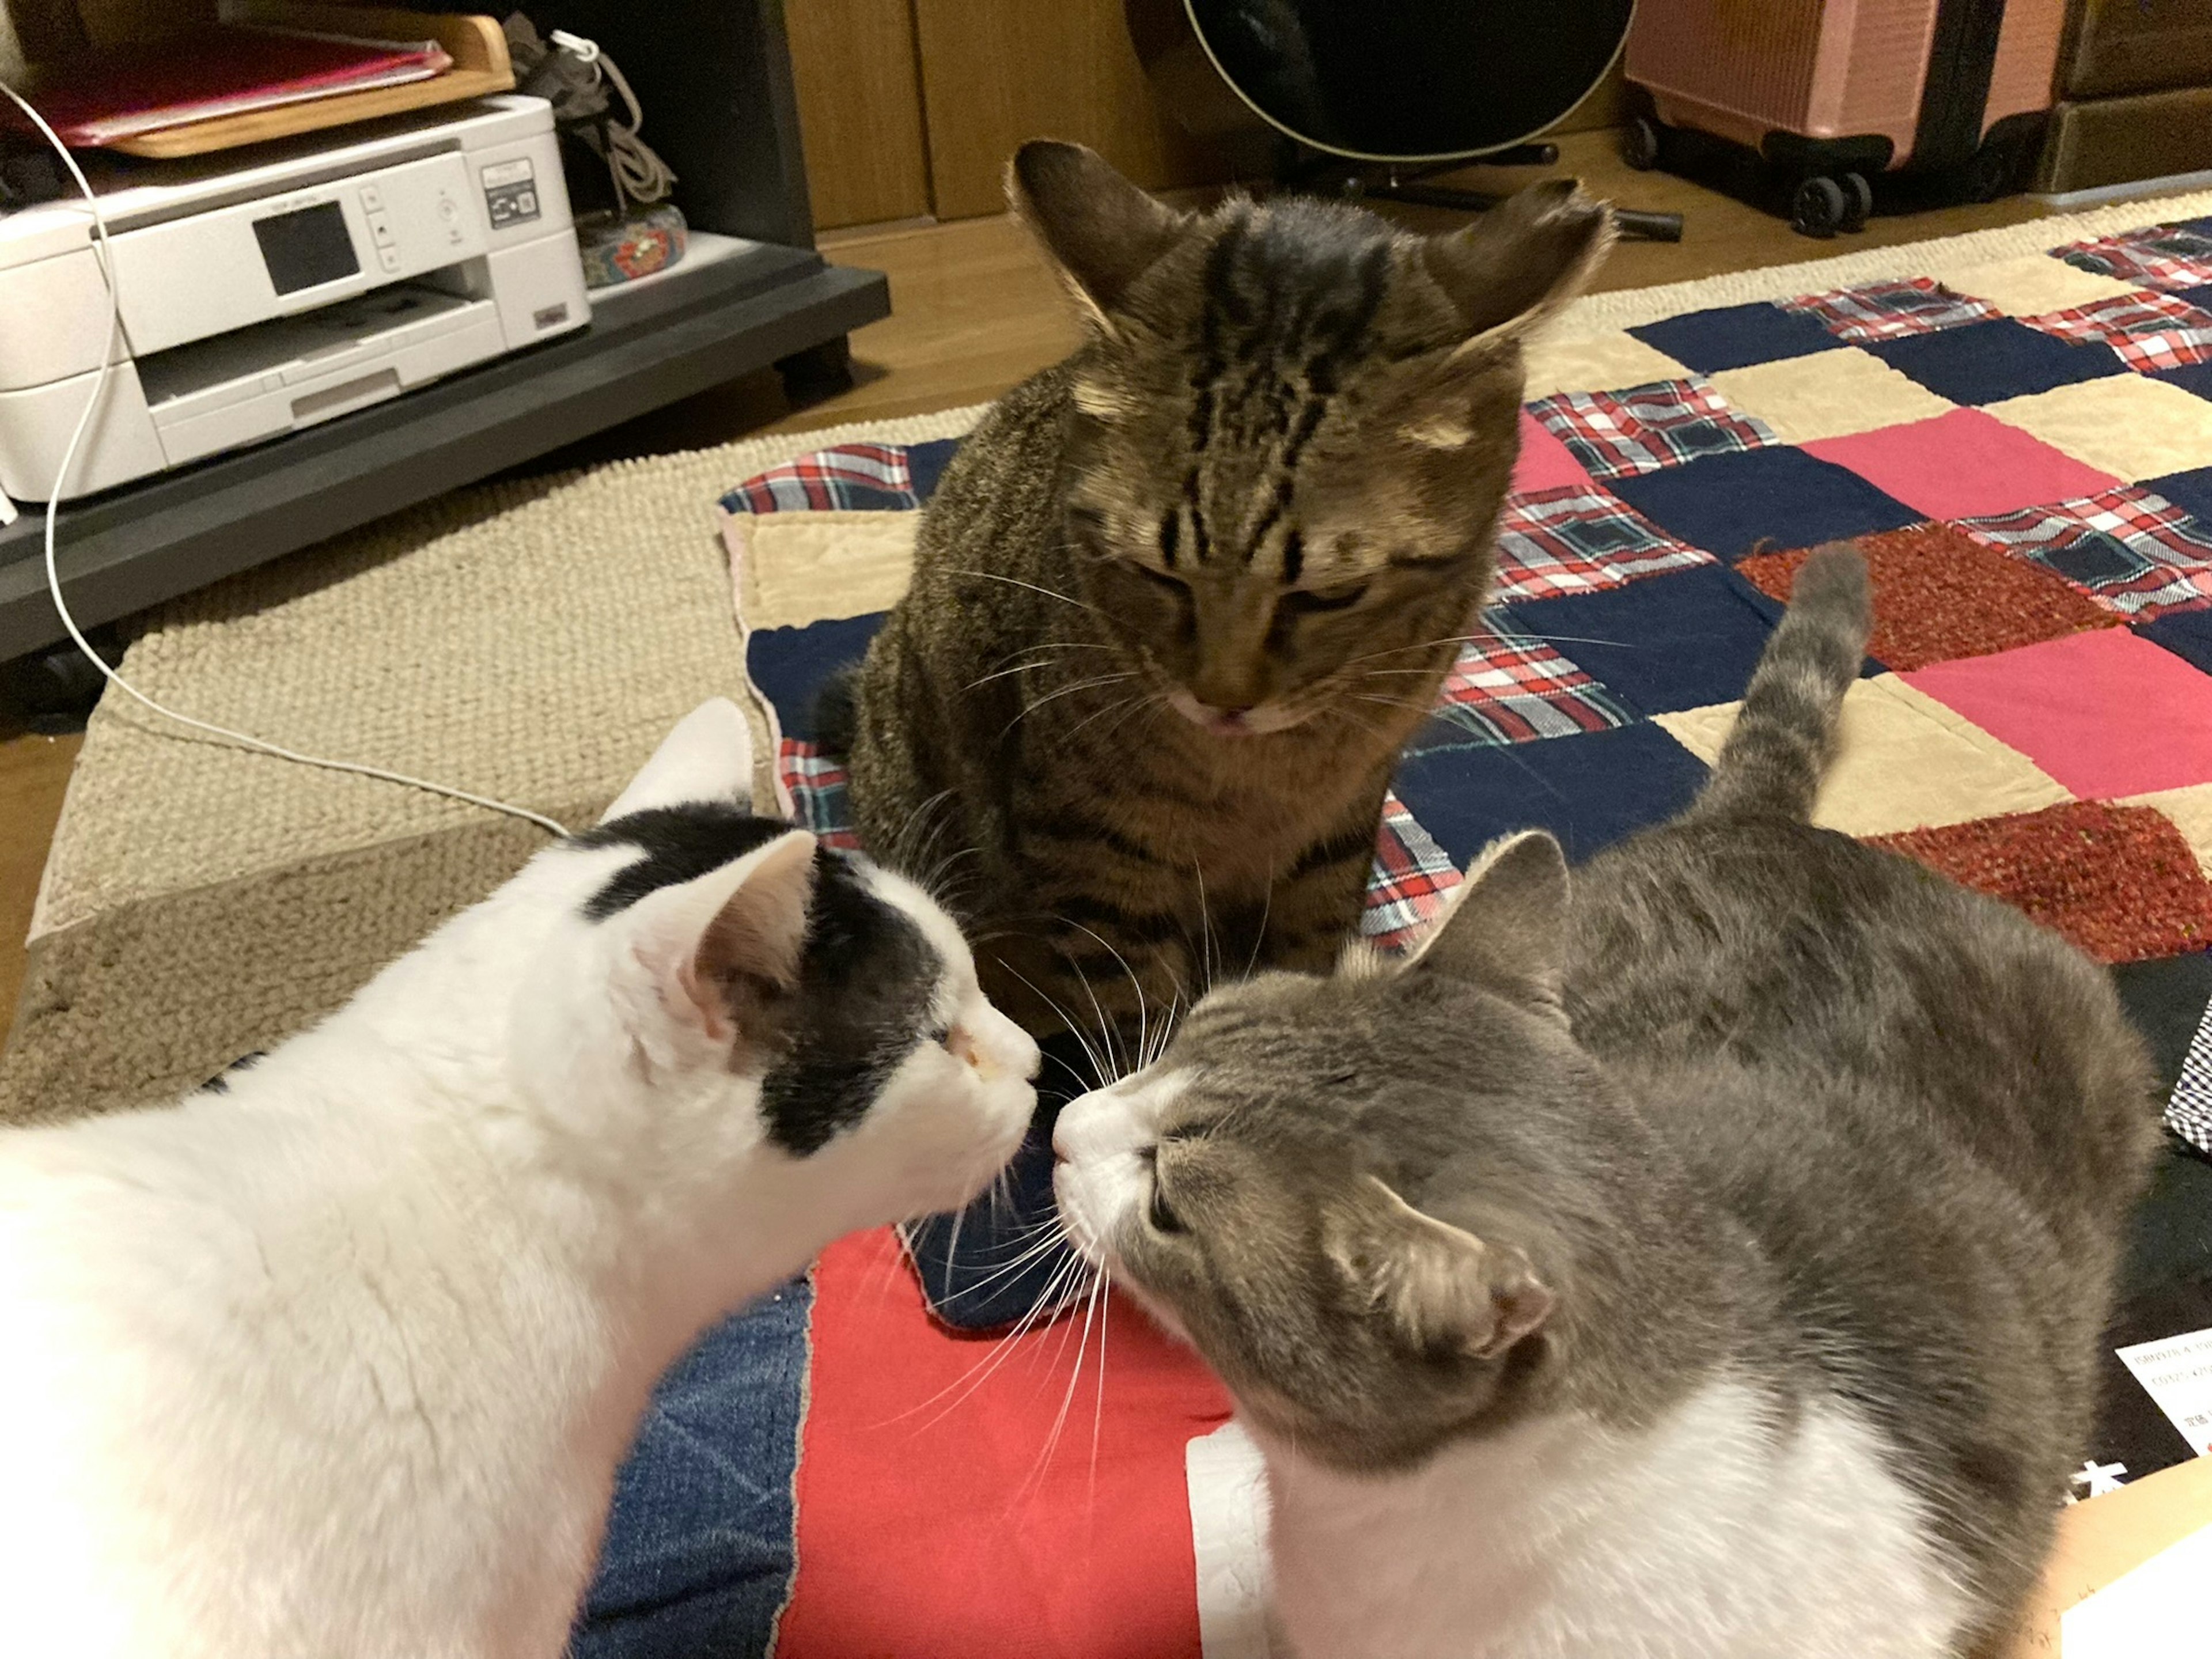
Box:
[1,0,883,664]
[0,246,887,660]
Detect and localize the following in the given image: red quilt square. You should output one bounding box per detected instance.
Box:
[1872,801,2212,964]
[1802,407,2119,521]
[1736,524,2119,670]
[2021,291,2212,373]
[1512,409,1597,494]
[1904,627,2212,798]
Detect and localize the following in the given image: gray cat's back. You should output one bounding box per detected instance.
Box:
[1563,805,2158,1630]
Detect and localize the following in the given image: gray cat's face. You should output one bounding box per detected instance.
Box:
[1052,832,1585,1469]
[1012,143,1612,739]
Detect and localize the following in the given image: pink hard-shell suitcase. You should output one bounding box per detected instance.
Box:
[1621,0,2067,235]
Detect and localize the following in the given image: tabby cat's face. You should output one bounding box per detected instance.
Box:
[1014,147,1612,739]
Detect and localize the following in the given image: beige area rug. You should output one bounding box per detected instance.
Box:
[2,409,982,1123]
[13,186,2212,1123]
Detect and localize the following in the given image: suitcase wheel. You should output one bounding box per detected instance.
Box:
[1791,176,1849,239]
[1839,172,1873,233]
[1622,116,1664,172]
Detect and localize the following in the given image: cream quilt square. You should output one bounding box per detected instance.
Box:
[1521,331,1692,402]
[1984,374,2212,484]
[1931,253,2145,318]
[1709,346,1957,445]
[1652,675,2073,838]
[726,509,916,631]
[2122,782,2212,877]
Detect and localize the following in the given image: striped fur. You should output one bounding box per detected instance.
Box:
[1696,545,1873,823]
[846,143,1611,1040]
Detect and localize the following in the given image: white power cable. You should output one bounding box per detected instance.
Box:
[0,82,570,838]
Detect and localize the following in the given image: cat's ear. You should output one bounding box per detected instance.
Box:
[1420,179,1614,346]
[1010,139,1192,331]
[601,699,755,824]
[1324,1176,1554,1362]
[622,829,817,1051]
[1404,830,1569,1020]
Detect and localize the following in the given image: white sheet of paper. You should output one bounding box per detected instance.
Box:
[2115,1325,2212,1457]
[2060,1521,2212,1655]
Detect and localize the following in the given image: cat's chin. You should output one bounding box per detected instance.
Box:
[1165,689,1313,738]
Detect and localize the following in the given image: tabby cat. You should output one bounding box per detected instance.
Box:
[843,141,1613,1038]
[1054,548,2161,1658]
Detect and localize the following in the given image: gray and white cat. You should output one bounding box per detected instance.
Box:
[0,698,1039,1659]
[1054,548,2160,1658]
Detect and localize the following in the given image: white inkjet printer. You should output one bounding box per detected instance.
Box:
[0,94,589,501]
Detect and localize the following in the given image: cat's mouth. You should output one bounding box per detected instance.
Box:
[1164,688,1316,738]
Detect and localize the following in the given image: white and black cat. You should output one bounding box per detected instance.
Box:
[0,698,1039,1659]
[1054,549,2161,1658]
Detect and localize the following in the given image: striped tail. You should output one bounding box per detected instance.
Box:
[1694,543,1872,822]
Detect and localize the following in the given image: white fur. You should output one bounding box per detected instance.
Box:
[1055,1070,1967,1659]
[1259,1385,1965,1659]
[0,699,1038,1658]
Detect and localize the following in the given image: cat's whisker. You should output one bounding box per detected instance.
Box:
[885,1236,1090,1433]
[949,567,1103,617]
[1002,965,1113,1094]
[998,673,1139,740]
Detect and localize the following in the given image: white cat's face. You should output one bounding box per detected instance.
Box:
[511,700,1039,1238]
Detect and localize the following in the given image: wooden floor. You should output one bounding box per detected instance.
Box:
[0,128,2053,1046]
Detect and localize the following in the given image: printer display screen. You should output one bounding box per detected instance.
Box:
[253,202,359,296]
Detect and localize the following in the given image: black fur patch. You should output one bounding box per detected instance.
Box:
[575,805,946,1157]
[573,804,790,921]
[759,850,944,1156]
[196,1051,265,1095]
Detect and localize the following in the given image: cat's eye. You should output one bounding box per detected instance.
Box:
[1147,1179,1185,1234]
[1278,584,1368,617]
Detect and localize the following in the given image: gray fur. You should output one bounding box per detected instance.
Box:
[1099,549,2161,1653]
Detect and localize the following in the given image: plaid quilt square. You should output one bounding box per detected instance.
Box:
[1362,794,1460,950]
[779,741,862,849]
[1956,487,2212,618]
[2021,291,2212,373]
[1492,486,1714,601]
[2055,226,2212,293]
[1421,615,1634,747]
[1526,378,1777,480]
[722,444,922,514]
[1778,278,1999,343]
[2171,993,2212,1156]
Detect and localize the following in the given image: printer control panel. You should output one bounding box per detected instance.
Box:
[109,151,492,358]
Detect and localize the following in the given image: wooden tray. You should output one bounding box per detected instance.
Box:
[107,6,513,159]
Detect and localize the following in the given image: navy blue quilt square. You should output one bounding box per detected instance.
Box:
[907,437,960,502]
[1502,564,1782,715]
[1392,722,1710,867]
[1864,317,2127,405]
[1606,446,1922,563]
[745,613,882,742]
[1630,302,1839,374]
[2152,361,2212,403]
[2137,606,2212,676]
[2145,466,2212,525]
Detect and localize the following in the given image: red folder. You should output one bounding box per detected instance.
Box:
[18,25,453,149]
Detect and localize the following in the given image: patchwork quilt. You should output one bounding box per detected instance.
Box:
[573,219,2212,1658]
